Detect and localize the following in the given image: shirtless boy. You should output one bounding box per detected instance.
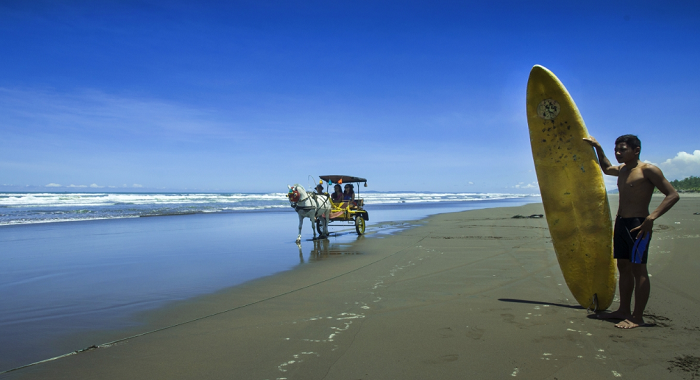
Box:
[584,135,679,329]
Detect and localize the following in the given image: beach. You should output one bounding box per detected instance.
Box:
[4,194,700,379]
[0,193,538,371]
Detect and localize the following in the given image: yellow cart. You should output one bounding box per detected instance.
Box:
[316,175,369,235]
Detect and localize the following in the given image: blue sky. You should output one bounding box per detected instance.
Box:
[1,0,698,193]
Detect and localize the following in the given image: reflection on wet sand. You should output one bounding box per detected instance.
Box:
[297,235,364,263]
[295,220,426,263]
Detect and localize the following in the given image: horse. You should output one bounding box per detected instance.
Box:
[287,184,331,243]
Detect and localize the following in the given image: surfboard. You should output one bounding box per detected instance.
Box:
[526,65,615,311]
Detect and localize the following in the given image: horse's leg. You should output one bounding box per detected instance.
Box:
[296,214,303,243]
[310,214,318,240]
[324,209,330,238]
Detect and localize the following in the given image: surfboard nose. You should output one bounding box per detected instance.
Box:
[529,65,557,82]
[530,64,550,73]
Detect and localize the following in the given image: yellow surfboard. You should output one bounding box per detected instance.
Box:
[526,65,615,311]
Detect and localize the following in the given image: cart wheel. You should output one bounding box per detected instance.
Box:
[355,215,365,235]
[315,219,323,235]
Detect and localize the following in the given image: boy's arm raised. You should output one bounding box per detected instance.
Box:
[583,136,620,176]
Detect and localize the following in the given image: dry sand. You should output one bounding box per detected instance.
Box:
[5,195,700,380]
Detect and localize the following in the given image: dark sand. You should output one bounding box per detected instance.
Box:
[5,195,700,379]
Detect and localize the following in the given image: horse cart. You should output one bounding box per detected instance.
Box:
[316,175,370,236]
[287,175,369,243]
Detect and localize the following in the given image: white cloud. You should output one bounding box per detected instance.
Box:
[132,184,143,188]
[68,184,87,188]
[45,183,62,187]
[89,183,103,188]
[514,181,538,189]
[657,150,700,180]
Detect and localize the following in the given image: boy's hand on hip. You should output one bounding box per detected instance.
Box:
[630,218,653,239]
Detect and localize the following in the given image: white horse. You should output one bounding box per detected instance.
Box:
[287,184,331,243]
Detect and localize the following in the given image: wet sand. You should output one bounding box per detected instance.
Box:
[5,195,700,379]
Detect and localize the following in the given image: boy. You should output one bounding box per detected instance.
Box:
[583,135,679,329]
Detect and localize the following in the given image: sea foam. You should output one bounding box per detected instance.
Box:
[0,191,535,225]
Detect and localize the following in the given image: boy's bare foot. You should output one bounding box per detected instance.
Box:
[596,310,629,320]
[615,318,646,329]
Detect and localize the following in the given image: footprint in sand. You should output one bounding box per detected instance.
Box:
[438,327,454,338]
[466,326,485,340]
[501,313,516,324]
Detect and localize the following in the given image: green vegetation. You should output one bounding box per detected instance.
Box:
[652,176,699,193]
[670,176,700,192]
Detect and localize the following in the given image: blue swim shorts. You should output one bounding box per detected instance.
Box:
[614,216,652,264]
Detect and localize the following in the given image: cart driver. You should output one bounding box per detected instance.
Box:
[315,183,326,195]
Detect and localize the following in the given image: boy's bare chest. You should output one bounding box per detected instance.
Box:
[618,167,652,192]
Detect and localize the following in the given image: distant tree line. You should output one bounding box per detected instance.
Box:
[669,176,700,192]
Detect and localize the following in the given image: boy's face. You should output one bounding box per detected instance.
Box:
[614,142,639,163]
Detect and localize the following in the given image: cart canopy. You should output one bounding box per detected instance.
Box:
[319,175,367,185]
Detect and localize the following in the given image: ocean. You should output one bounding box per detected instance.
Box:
[0,191,539,372]
[1,191,535,225]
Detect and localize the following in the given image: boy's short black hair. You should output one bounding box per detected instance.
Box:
[615,134,641,154]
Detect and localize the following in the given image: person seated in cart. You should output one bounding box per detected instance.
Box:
[330,184,343,203]
[343,184,356,208]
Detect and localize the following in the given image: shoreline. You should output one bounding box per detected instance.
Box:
[5,195,700,379]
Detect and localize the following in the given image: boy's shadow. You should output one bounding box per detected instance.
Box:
[498,298,584,309]
[499,298,660,327]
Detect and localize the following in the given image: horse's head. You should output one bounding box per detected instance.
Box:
[287,184,306,204]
